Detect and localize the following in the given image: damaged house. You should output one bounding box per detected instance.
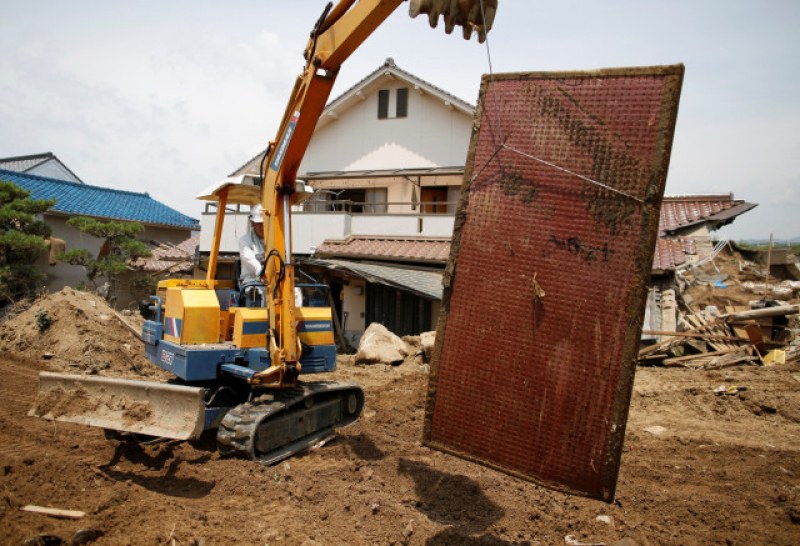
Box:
[646,194,757,336]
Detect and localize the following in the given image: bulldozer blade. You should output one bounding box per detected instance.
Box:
[29,372,206,440]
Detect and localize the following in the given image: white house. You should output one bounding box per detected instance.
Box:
[0,152,84,184]
[199,59,476,344]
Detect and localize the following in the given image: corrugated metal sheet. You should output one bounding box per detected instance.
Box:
[424,66,684,501]
[302,258,443,300]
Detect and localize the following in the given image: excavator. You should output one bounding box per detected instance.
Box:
[31,0,498,464]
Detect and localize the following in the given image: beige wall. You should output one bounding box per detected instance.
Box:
[37,214,194,309]
[341,281,367,346]
[301,81,473,173]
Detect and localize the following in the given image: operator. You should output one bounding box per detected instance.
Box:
[238,203,304,308]
[238,204,267,306]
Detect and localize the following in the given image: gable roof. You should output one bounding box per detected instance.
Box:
[0,152,84,184]
[230,58,476,177]
[0,169,198,229]
[322,57,474,124]
[659,194,757,235]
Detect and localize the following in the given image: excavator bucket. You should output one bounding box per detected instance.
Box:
[29,372,206,440]
[409,0,497,42]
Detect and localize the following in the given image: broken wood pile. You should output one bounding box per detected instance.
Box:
[639,304,799,369]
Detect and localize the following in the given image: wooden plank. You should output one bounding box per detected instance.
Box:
[111,309,143,341]
[686,314,730,351]
[726,305,800,322]
[21,505,85,519]
[742,321,767,356]
[662,347,738,365]
[705,348,759,370]
[641,330,749,342]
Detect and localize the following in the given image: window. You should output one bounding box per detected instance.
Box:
[378,89,389,119]
[338,189,366,213]
[396,88,408,118]
[421,187,448,214]
[364,188,388,213]
[377,87,409,119]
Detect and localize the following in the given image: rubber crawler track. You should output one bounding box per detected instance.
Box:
[216,381,364,464]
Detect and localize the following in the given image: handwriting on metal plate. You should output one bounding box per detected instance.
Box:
[548,234,614,263]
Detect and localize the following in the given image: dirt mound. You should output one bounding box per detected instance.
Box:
[0,288,167,380]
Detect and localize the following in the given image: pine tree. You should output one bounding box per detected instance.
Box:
[60,217,152,301]
[0,181,55,303]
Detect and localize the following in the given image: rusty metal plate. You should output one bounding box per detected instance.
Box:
[424,66,684,501]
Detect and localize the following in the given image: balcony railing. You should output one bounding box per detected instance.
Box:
[203,200,459,216]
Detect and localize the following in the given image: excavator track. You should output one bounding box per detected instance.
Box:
[216,381,364,465]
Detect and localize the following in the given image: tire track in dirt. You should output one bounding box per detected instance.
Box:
[0,354,71,462]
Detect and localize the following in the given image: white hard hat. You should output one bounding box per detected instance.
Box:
[250,203,264,224]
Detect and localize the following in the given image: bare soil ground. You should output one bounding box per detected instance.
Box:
[1,289,800,545]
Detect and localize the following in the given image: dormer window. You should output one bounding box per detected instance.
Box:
[378,88,409,119]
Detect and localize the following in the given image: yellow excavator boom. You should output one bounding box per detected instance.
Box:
[252,0,497,388]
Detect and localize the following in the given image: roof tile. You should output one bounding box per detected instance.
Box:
[658,194,755,234]
[316,235,451,264]
[0,169,197,228]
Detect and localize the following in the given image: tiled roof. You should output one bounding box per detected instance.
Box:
[304,258,443,300]
[312,194,751,274]
[303,166,463,179]
[0,152,84,183]
[659,194,756,234]
[0,169,198,229]
[652,237,697,272]
[130,235,198,273]
[316,235,451,264]
[316,231,697,273]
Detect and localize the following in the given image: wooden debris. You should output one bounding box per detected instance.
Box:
[726,304,799,322]
[639,309,766,368]
[111,309,143,341]
[21,505,85,519]
[663,348,738,367]
[639,298,799,368]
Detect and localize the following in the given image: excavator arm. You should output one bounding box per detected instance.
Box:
[252,0,497,388]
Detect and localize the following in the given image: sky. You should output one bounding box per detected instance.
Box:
[1,1,798,241]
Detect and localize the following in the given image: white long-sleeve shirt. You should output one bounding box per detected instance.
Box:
[238,229,265,284]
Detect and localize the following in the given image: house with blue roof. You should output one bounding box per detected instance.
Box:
[0,168,198,306]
